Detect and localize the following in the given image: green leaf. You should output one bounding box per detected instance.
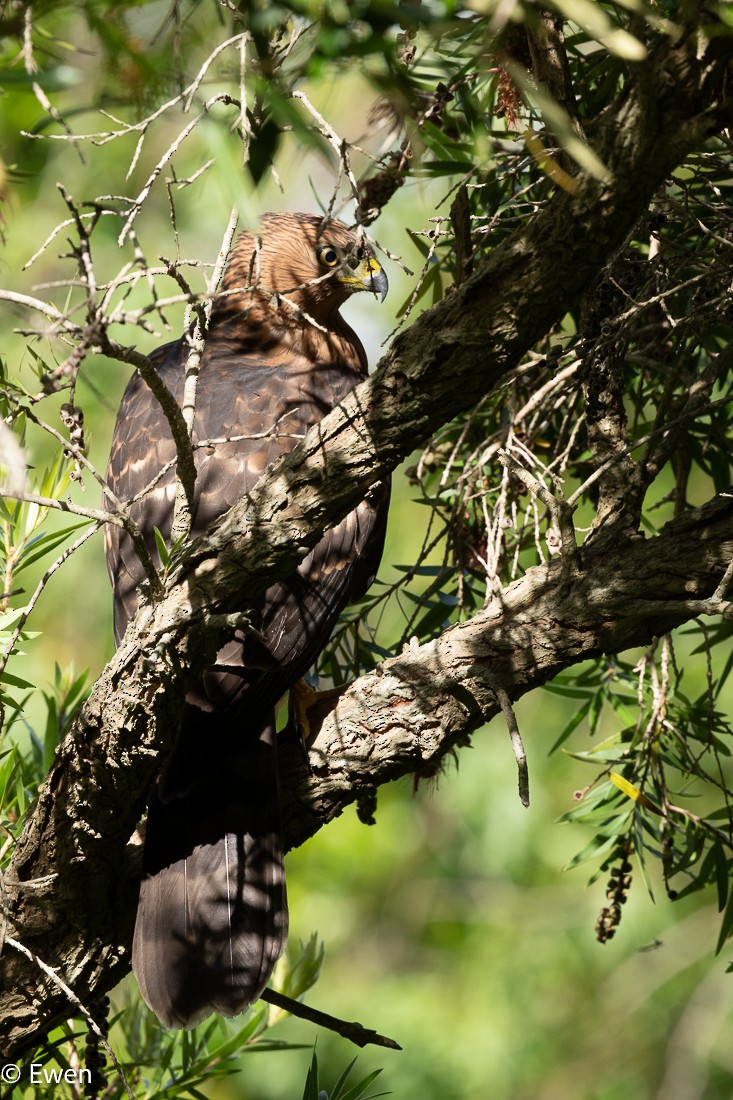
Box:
[548,698,591,754]
[397,264,444,316]
[588,688,604,737]
[12,522,90,576]
[564,830,623,871]
[549,0,648,59]
[507,62,612,183]
[0,670,35,690]
[278,933,325,1002]
[153,526,170,570]
[331,1057,359,1100]
[714,842,730,913]
[543,683,596,699]
[301,1049,320,1100]
[340,1068,387,1100]
[715,881,733,954]
[557,781,624,824]
[0,607,30,633]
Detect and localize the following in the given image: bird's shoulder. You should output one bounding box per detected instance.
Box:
[107,317,367,499]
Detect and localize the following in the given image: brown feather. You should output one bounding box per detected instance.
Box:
[105,213,389,1028]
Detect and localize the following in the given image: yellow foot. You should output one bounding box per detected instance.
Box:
[288,679,344,747]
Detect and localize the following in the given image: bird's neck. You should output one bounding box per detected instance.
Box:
[209,295,366,372]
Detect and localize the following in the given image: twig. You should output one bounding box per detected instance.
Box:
[23,210,119,271]
[712,557,733,604]
[209,206,240,295]
[117,91,243,245]
[566,393,733,509]
[183,33,248,111]
[0,487,119,526]
[14,403,106,495]
[260,988,401,1050]
[0,289,81,334]
[4,937,133,1099]
[495,448,579,580]
[484,676,530,808]
[167,207,239,545]
[292,90,362,215]
[21,5,85,164]
[382,226,443,344]
[99,336,195,554]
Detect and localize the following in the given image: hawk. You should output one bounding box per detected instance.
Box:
[105,212,389,1028]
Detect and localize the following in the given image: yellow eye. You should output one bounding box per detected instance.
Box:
[318,245,340,268]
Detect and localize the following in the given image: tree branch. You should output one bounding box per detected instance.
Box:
[273,491,733,849]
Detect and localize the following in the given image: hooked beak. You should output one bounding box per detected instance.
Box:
[339,256,389,302]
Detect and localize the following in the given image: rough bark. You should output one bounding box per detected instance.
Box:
[277,493,733,840]
[1,25,732,1060]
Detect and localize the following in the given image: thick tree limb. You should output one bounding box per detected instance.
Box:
[275,490,733,840]
[1,27,732,1060]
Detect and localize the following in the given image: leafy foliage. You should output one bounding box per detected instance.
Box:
[6,935,325,1099]
[301,1049,388,1100]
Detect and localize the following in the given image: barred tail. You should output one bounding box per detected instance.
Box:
[132,720,287,1029]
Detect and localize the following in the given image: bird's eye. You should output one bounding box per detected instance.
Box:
[318,245,340,268]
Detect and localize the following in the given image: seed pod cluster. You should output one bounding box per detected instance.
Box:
[595,858,633,944]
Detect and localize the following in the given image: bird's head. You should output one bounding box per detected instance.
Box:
[307,220,389,305]
[222,212,388,324]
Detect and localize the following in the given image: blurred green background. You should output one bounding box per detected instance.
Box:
[1,5,733,1098]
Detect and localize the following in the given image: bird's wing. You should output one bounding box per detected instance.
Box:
[105,213,389,1029]
[106,327,388,718]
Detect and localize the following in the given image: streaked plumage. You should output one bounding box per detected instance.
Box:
[105,212,389,1028]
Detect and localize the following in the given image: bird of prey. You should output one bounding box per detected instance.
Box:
[104,212,389,1029]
